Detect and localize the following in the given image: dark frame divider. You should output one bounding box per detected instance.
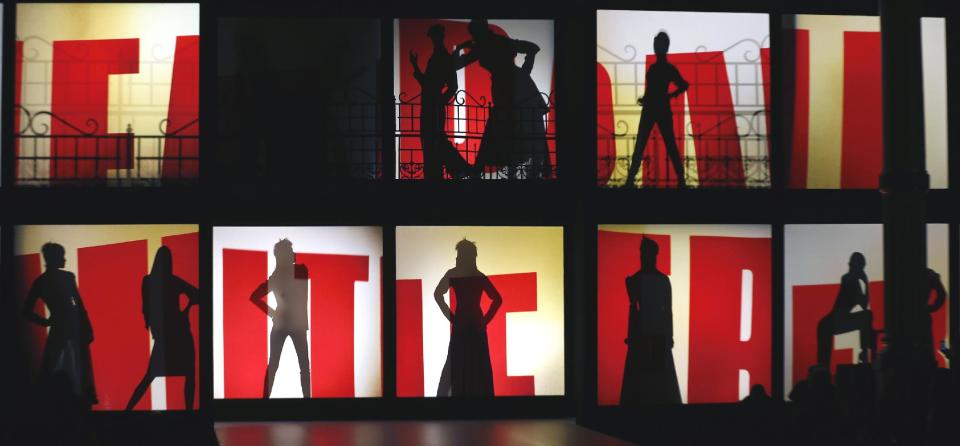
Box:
[0,0,955,440]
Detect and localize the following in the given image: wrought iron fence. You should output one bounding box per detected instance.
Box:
[396,89,556,180]
[597,37,771,188]
[15,106,199,186]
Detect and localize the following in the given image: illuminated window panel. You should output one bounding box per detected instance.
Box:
[14,3,199,186]
[597,225,772,405]
[212,227,383,400]
[597,11,771,189]
[394,19,557,180]
[396,226,565,397]
[783,15,948,189]
[13,225,201,411]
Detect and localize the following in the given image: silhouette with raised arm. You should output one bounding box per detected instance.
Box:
[623,32,689,188]
[621,237,681,406]
[22,242,97,409]
[126,246,200,410]
[251,239,311,398]
[816,252,876,370]
[434,239,502,397]
[410,24,472,180]
[456,19,547,179]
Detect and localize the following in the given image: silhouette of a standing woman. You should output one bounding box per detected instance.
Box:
[456,19,545,179]
[22,243,97,408]
[624,32,689,188]
[621,237,681,406]
[434,239,503,396]
[250,239,311,398]
[410,24,472,180]
[126,246,200,410]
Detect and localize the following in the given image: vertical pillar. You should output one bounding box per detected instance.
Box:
[879,0,933,440]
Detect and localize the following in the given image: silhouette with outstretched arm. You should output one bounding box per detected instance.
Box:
[250,239,311,398]
[620,237,681,406]
[816,252,876,370]
[410,24,473,180]
[22,242,98,408]
[126,246,200,410]
[455,19,547,179]
[434,239,503,397]
[624,32,689,188]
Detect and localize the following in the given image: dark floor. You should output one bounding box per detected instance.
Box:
[214,419,637,446]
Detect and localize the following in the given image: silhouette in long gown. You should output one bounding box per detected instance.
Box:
[457,19,548,178]
[126,246,200,410]
[434,239,503,397]
[816,252,876,369]
[22,243,98,408]
[410,24,472,180]
[250,239,311,398]
[621,237,681,406]
[624,32,689,188]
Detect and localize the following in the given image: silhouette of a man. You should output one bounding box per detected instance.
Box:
[624,32,689,188]
[410,24,471,180]
[816,252,876,369]
[922,268,946,357]
[621,237,681,405]
[251,239,311,398]
[22,242,97,408]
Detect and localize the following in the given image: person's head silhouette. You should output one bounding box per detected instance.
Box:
[653,31,670,57]
[274,239,295,266]
[848,252,866,273]
[468,19,491,41]
[151,246,173,277]
[427,24,445,46]
[640,237,659,270]
[41,242,66,270]
[455,238,478,270]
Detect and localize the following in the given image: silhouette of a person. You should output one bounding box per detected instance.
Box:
[921,268,946,357]
[126,246,200,410]
[816,252,876,369]
[22,242,97,408]
[621,237,681,405]
[457,19,546,179]
[250,239,311,398]
[434,239,503,397]
[410,24,472,180]
[624,32,689,188]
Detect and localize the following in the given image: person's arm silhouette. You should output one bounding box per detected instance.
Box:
[481,275,503,325]
[442,58,459,105]
[409,51,426,86]
[141,278,151,330]
[858,272,870,310]
[250,281,275,318]
[667,65,689,100]
[666,278,674,348]
[514,40,540,75]
[927,269,946,313]
[22,280,51,327]
[434,270,454,323]
[452,41,476,70]
[69,273,94,343]
[176,276,201,314]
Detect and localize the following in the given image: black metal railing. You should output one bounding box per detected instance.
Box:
[396,90,556,180]
[14,106,199,186]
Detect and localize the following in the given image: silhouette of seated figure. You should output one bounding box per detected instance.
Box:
[434,239,503,397]
[126,246,200,410]
[410,24,472,180]
[250,239,311,398]
[624,32,689,188]
[22,242,98,408]
[816,252,876,370]
[922,268,946,354]
[621,237,681,406]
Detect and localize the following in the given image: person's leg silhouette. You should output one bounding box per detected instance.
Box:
[125,371,154,410]
[816,315,834,369]
[657,114,686,188]
[290,331,311,398]
[263,329,288,398]
[624,113,655,187]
